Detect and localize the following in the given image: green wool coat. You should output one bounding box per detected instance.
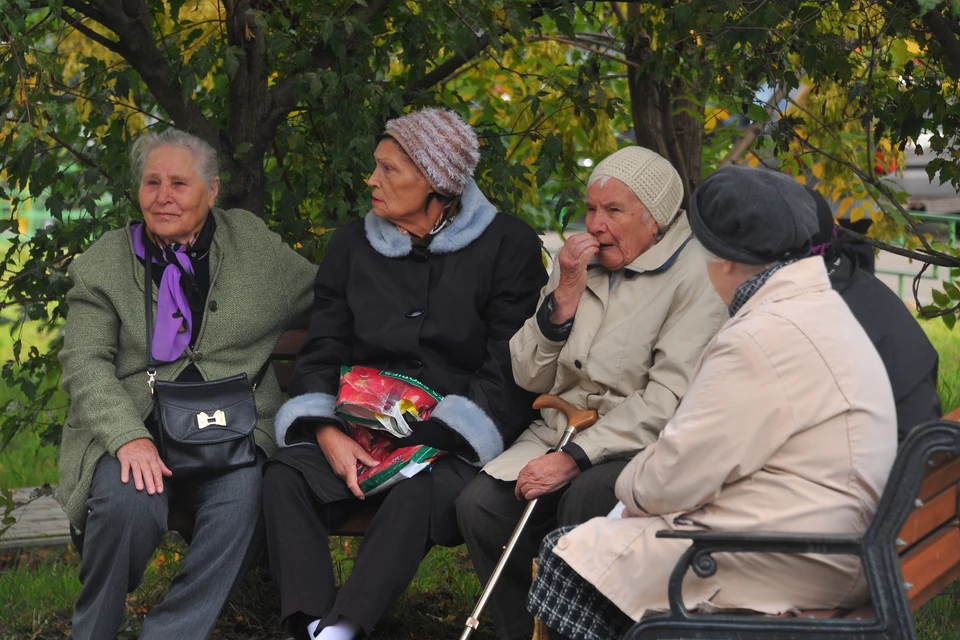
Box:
[56,208,317,529]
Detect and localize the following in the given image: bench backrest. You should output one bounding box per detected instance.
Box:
[271,329,306,393]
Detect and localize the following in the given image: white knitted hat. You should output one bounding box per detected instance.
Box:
[383,107,480,196]
[587,146,684,227]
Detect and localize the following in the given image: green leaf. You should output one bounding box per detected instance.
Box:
[944,312,957,330]
[932,289,950,306]
[945,281,960,300]
[746,103,769,123]
[554,13,575,38]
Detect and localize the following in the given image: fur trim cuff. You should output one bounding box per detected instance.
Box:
[431,395,503,466]
[275,392,337,447]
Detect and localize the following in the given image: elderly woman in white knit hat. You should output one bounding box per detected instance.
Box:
[525,164,897,640]
[260,107,547,640]
[456,146,727,640]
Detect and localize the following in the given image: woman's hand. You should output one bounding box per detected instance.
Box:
[515,451,580,501]
[116,438,173,494]
[552,233,600,323]
[316,425,378,500]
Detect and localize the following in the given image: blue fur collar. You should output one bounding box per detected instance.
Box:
[363,179,498,258]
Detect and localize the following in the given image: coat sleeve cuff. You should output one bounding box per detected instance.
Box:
[536,291,574,342]
[274,392,339,447]
[561,442,593,472]
[430,395,504,467]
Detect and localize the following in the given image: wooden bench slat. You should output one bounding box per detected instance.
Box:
[941,407,960,422]
[917,456,960,503]
[901,520,960,611]
[790,609,849,619]
[898,482,960,549]
[273,329,308,359]
[332,506,378,537]
[842,602,876,620]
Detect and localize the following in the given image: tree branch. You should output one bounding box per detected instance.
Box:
[527,35,637,67]
[843,228,960,268]
[792,131,939,257]
[402,33,492,102]
[46,131,137,209]
[609,2,626,24]
[60,10,126,56]
[268,0,390,124]
[64,0,219,149]
[718,87,786,168]
[919,6,960,78]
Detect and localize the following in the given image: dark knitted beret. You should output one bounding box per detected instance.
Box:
[689,165,819,265]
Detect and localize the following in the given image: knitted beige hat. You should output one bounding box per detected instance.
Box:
[587,146,684,227]
[383,107,480,196]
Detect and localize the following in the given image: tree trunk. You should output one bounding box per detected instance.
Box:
[624,7,703,212]
[218,155,267,214]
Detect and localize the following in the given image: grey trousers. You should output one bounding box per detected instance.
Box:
[455,460,627,640]
[70,454,264,640]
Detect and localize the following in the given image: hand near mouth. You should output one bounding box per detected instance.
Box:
[552,232,600,323]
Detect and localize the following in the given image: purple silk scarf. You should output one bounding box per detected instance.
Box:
[131,223,195,362]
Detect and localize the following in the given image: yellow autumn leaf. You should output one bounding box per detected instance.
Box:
[837,197,855,217]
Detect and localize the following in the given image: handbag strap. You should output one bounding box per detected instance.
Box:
[143,253,271,393]
[144,255,158,394]
[251,358,272,392]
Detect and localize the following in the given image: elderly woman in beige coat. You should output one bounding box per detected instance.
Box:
[456,147,727,640]
[527,165,899,640]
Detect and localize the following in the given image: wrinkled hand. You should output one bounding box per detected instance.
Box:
[515,452,580,501]
[117,438,172,494]
[316,425,378,500]
[553,233,600,323]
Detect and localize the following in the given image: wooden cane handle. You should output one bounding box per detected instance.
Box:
[532,394,598,431]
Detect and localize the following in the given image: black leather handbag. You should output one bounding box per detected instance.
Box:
[144,257,267,479]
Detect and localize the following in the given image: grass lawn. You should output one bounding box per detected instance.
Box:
[0,539,494,640]
[2,312,960,638]
[0,307,62,490]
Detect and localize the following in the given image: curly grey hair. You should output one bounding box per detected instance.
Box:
[130,129,219,191]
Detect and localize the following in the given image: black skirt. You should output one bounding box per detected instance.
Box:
[265,442,478,546]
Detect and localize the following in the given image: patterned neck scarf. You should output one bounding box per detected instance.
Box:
[728,259,797,317]
[394,198,461,243]
[131,223,202,362]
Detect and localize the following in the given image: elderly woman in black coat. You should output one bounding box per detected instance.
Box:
[807,188,941,439]
[262,108,547,640]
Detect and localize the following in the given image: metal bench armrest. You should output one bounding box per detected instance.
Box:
[655,529,864,555]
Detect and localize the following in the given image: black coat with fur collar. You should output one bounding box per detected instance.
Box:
[275,180,547,467]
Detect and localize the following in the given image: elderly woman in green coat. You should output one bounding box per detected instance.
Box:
[57,128,317,640]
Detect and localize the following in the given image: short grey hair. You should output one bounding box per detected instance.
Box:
[131,128,219,190]
[701,245,775,275]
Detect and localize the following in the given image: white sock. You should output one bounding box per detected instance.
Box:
[306,618,322,639]
[316,617,362,640]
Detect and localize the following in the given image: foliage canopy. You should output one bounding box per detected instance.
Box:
[4,0,960,453]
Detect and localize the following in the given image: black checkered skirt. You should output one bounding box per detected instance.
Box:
[527,526,634,640]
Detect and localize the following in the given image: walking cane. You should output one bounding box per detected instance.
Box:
[459,394,599,640]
